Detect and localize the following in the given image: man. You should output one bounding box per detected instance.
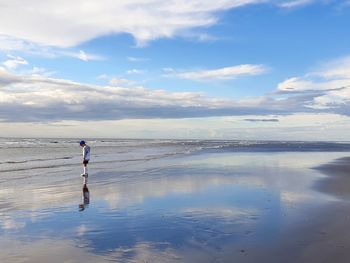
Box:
[79,140,90,178]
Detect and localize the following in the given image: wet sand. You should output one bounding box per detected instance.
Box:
[1,145,350,262]
[298,156,350,263]
[266,156,350,263]
[315,157,350,199]
[214,156,350,263]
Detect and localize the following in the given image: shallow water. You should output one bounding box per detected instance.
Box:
[0,139,349,262]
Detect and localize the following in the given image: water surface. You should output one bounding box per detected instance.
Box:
[0,139,349,262]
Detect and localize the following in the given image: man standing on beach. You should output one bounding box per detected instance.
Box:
[79,140,90,178]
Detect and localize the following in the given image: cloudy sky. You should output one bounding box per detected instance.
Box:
[0,0,350,140]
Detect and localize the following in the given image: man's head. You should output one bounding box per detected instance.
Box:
[79,140,86,147]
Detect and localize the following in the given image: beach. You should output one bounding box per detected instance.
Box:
[0,139,350,262]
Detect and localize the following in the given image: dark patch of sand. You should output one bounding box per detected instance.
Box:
[314,157,350,199]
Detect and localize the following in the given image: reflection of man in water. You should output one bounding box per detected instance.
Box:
[79,183,90,211]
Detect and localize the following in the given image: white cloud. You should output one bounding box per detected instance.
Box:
[0,68,300,122]
[311,87,350,109]
[0,35,37,53]
[1,55,56,77]
[279,0,314,8]
[0,0,265,49]
[2,55,28,70]
[78,50,88,62]
[311,56,350,79]
[26,66,55,77]
[0,35,104,61]
[0,54,350,127]
[0,113,347,140]
[61,50,105,62]
[223,113,350,140]
[127,69,145,74]
[277,77,349,92]
[98,74,138,86]
[165,64,269,81]
[277,55,350,110]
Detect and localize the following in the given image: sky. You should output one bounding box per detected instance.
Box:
[0,0,350,140]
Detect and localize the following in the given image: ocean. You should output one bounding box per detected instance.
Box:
[1,138,350,262]
[1,138,350,174]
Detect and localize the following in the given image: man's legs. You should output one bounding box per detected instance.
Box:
[83,163,88,175]
[82,161,88,177]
